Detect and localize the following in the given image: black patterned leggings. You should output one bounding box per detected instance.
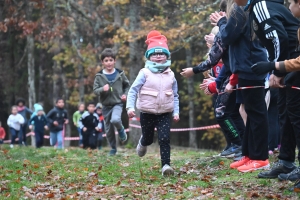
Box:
[140,112,171,167]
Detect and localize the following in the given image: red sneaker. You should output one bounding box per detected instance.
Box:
[230,156,250,169]
[237,159,270,173]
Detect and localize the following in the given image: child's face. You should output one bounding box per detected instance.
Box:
[56,100,65,108]
[102,57,116,72]
[149,53,167,63]
[79,104,85,112]
[12,107,18,115]
[96,108,102,115]
[87,104,95,113]
[18,102,24,107]
[289,0,300,17]
[37,110,44,116]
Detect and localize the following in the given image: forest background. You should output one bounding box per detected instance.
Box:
[1,0,286,149]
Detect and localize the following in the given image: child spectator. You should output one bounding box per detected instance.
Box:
[16,98,33,145]
[29,105,48,148]
[46,98,69,149]
[126,30,180,176]
[78,102,101,149]
[93,48,130,156]
[73,103,85,147]
[7,106,25,148]
[0,121,6,144]
[95,103,105,150]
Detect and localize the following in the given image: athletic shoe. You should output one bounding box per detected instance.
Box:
[237,160,270,173]
[109,149,117,156]
[136,137,147,157]
[215,145,231,157]
[258,160,296,179]
[220,144,242,158]
[234,152,243,162]
[118,127,127,142]
[278,166,300,181]
[230,156,250,169]
[10,144,13,148]
[162,164,174,176]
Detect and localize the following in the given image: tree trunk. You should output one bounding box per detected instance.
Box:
[113,5,122,69]
[128,0,143,146]
[61,65,71,147]
[186,46,197,148]
[27,2,36,146]
[38,50,46,103]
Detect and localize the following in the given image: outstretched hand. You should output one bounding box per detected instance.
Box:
[210,11,226,26]
[180,68,194,78]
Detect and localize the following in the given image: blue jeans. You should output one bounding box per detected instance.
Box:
[10,128,22,145]
[77,127,83,146]
[50,130,63,149]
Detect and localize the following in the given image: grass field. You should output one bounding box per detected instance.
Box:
[0,145,300,199]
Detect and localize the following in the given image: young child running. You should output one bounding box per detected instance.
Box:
[16,98,33,145]
[95,103,105,150]
[7,106,25,148]
[29,104,48,148]
[78,102,101,149]
[46,98,69,149]
[73,103,85,147]
[0,122,6,144]
[126,30,180,176]
[93,48,130,156]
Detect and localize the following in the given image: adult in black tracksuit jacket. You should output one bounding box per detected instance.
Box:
[217,4,269,171]
[78,111,101,149]
[245,0,300,179]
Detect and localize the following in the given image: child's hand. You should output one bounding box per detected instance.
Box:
[53,121,58,126]
[121,95,127,102]
[225,83,234,93]
[83,127,87,132]
[74,122,77,126]
[29,125,33,130]
[95,127,99,131]
[103,84,109,91]
[180,68,194,78]
[127,110,135,118]
[173,115,180,123]
[64,119,69,124]
[44,126,49,130]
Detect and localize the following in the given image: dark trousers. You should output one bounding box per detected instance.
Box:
[239,78,268,160]
[267,88,280,151]
[140,112,171,167]
[10,128,22,145]
[215,77,244,146]
[278,71,300,163]
[20,124,28,145]
[82,131,97,149]
[35,130,44,148]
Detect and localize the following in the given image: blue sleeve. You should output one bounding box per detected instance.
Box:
[215,65,227,90]
[218,6,246,46]
[193,32,227,74]
[126,71,146,110]
[29,116,35,125]
[172,78,180,116]
[26,107,33,115]
[46,109,55,126]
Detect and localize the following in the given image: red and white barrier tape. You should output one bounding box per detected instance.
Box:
[2,129,130,143]
[129,124,220,131]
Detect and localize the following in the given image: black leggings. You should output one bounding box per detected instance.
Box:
[140,112,171,167]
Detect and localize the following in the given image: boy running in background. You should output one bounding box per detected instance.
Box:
[29,105,48,148]
[0,121,6,144]
[78,102,101,149]
[95,103,105,150]
[16,98,33,145]
[93,48,130,156]
[46,98,69,149]
[7,106,25,148]
[73,103,85,147]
